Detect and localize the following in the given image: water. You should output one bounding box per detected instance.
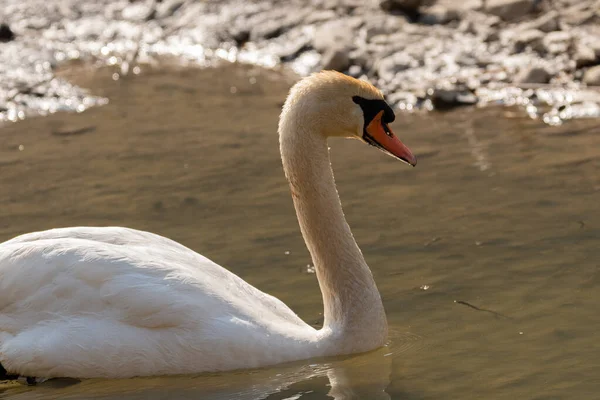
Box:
[0,64,599,399]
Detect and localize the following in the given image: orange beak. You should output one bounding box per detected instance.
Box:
[364,111,417,166]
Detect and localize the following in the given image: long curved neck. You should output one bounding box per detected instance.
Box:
[279,119,387,351]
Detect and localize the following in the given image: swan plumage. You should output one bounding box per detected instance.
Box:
[0,71,415,379]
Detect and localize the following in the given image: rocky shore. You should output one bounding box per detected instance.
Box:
[1,0,600,124]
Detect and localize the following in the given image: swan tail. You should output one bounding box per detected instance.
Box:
[0,362,38,385]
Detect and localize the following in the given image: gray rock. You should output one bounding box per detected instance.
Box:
[0,23,14,42]
[542,31,572,54]
[515,65,551,84]
[361,14,406,42]
[419,5,460,25]
[583,65,600,86]
[321,48,351,71]
[313,18,362,52]
[348,65,363,77]
[573,44,597,68]
[562,9,596,26]
[429,87,478,110]
[377,52,417,81]
[519,10,559,32]
[121,1,156,22]
[485,0,534,21]
[155,0,185,19]
[304,10,338,24]
[513,29,544,52]
[437,0,483,11]
[379,0,434,13]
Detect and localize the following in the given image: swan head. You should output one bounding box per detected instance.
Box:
[280,70,417,166]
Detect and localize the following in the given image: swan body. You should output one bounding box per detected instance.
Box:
[0,71,416,379]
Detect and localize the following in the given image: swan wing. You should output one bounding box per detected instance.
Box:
[0,227,314,378]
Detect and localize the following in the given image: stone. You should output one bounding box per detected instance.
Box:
[121,1,156,21]
[348,65,363,77]
[515,65,552,84]
[313,18,361,53]
[542,31,572,54]
[0,23,14,42]
[513,29,544,52]
[321,48,351,71]
[437,0,483,11]
[361,14,406,41]
[573,44,597,68]
[379,0,435,14]
[155,0,185,19]
[429,87,478,110]
[304,10,337,24]
[485,0,534,21]
[377,52,418,81]
[419,5,460,25]
[519,10,559,32]
[583,65,600,86]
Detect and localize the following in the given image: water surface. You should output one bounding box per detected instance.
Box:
[0,64,599,399]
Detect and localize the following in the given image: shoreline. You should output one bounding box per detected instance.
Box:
[1,0,600,125]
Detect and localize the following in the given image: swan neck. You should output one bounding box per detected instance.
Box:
[279,120,387,349]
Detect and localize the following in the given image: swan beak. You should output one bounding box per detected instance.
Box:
[364,111,417,167]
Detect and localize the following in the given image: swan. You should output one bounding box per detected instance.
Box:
[0,70,416,380]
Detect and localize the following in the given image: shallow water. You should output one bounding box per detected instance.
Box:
[0,64,599,399]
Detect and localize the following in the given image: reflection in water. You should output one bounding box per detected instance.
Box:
[0,350,391,400]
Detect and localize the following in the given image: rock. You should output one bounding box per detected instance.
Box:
[573,44,597,68]
[485,30,500,42]
[304,10,338,24]
[0,23,14,42]
[321,48,351,71]
[313,18,361,53]
[377,52,418,82]
[437,0,483,11]
[121,1,156,21]
[513,29,544,52]
[542,31,572,54]
[428,87,478,110]
[155,0,185,19]
[361,14,406,41]
[348,65,363,77]
[583,66,600,86]
[485,0,534,21]
[519,10,559,32]
[562,9,596,26]
[419,5,460,25]
[515,65,551,84]
[379,0,434,14]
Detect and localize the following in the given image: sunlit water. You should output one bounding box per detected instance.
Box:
[0,64,599,399]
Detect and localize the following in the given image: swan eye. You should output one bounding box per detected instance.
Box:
[382,122,394,138]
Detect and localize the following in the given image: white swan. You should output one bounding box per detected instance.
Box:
[0,71,416,379]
